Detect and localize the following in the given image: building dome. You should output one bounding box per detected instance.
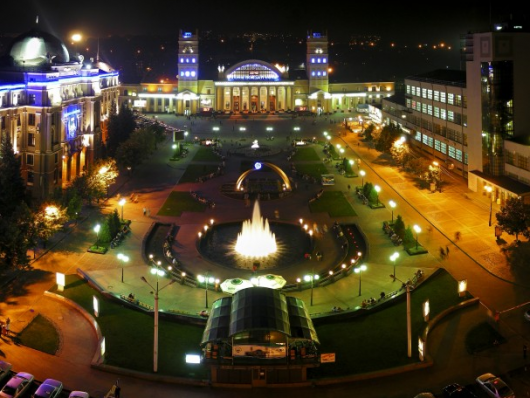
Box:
[7,29,70,67]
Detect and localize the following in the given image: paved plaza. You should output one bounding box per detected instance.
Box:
[2,113,530,397]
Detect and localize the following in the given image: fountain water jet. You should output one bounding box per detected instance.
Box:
[235,201,277,258]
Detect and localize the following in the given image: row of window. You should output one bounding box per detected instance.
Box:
[310,70,327,77]
[179,57,197,64]
[414,131,468,164]
[407,99,467,125]
[505,152,530,172]
[310,57,327,64]
[180,71,197,78]
[406,85,466,107]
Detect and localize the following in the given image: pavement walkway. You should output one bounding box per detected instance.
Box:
[2,114,530,397]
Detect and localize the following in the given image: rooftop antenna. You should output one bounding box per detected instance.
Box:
[97,37,100,62]
[36,15,39,24]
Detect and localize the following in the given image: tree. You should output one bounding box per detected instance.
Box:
[363,182,373,200]
[67,193,83,220]
[0,132,27,215]
[403,226,416,249]
[393,215,406,239]
[363,124,375,141]
[106,104,136,157]
[496,197,530,242]
[375,125,400,153]
[32,204,68,248]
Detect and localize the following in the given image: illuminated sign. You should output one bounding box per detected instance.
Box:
[183,32,192,38]
[64,105,80,140]
[133,99,147,107]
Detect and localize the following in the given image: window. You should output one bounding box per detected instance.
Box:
[434,107,440,118]
[448,93,454,105]
[435,140,441,152]
[411,86,416,96]
[440,142,447,154]
[422,103,427,114]
[406,85,411,94]
[406,99,412,109]
[455,149,463,162]
[415,131,422,141]
[422,88,427,98]
[441,109,447,120]
[434,91,439,102]
[427,90,433,100]
[448,111,454,122]
[427,105,433,116]
[440,92,446,103]
[448,146,456,159]
[26,153,34,165]
[517,154,528,170]
[27,171,34,185]
[28,133,35,146]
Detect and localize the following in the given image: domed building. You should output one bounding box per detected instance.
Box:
[0,26,120,199]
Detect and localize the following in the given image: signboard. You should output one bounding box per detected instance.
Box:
[320,353,336,363]
[232,345,286,358]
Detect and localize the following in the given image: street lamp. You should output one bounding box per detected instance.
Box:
[184,131,189,143]
[389,200,396,223]
[141,263,176,373]
[360,170,366,189]
[117,253,129,283]
[390,274,412,358]
[390,252,400,281]
[94,224,101,248]
[433,161,441,192]
[198,273,215,308]
[485,186,493,226]
[303,273,319,306]
[354,264,367,296]
[374,185,381,206]
[118,198,126,221]
[413,225,421,249]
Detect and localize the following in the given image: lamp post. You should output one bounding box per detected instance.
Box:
[117,253,129,283]
[360,170,366,189]
[198,273,214,308]
[389,200,396,223]
[390,252,399,281]
[141,263,176,373]
[413,225,421,249]
[94,224,101,248]
[390,274,412,358]
[118,198,126,221]
[354,264,367,296]
[485,186,493,226]
[374,185,381,206]
[304,272,319,306]
[433,161,441,192]
[184,131,189,143]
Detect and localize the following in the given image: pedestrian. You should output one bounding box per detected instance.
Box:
[524,344,528,360]
[143,207,146,216]
[1,324,6,337]
[446,246,450,258]
[455,231,461,241]
[347,184,351,191]
[440,247,446,260]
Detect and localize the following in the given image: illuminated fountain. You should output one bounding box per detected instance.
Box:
[235,201,277,258]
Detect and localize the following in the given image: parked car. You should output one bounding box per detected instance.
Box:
[0,372,34,398]
[443,383,478,397]
[68,392,90,398]
[0,361,12,384]
[32,378,62,398]
[476,373,515,398]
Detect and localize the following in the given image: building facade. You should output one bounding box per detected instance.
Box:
[383,25,530,203]
[0,28,120,199]
[119,31,394,116]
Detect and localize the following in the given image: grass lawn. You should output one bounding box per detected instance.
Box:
[291,147,322,161]
[37,270,479,380]
[293,163,329,179]
[179,164,220,183]
[312,269,469,378]
[51,275,207,379]
[18,314,60,355]
[309,191,357,217]
[191,146,222,162]
[157,191,208,216]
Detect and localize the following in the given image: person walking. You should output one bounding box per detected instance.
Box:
[439,247,446,260]
[446,246,450,258]
[143,207,146,216]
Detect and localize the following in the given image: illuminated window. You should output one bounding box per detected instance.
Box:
[323,58,327,63]
[185,71,190,77]
[434,107,440,118]
[422,88,427,98]
[180,58,184,63]
[427,90,433,100]
[440,142,447,154]
[448,110,454,122]
[180,71,184,76]
[441,109,447,120]
[317,58,321,63]
[191,71,196,77]
[28,114,36,126]
[448,146,456,159]
[440,92,446,103]
[427,105,433,116]
[434,91,439,101]
[28,133,35,146]
[415,131,421,141]
[311,58,315,63]
[311,71,315,76]
[448,93,454,105]
[323,71,327,76]
[192,58,196,63]
[317,71,321,76]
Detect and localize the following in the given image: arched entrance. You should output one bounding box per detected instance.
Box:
[235,161,292,191]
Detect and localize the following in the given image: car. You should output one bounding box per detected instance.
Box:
[524,309,530,321]
[0,372,34,398]
[476,373,515,398]
[0,361,13,383]
[32,378,63,398]
[414,393,436,398]
[68,392,90,398]
[443,383,478,397]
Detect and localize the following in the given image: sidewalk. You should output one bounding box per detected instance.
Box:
[2,114,530,397]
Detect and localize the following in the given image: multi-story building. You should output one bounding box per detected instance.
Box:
[119,31,394,116]
[383,23,530,204]
[0,28,120,200]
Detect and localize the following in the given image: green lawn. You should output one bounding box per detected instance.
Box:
[313,269,469,378]
[157,191,208,216]
[178,164,220,184]
[309,191,357,217]
[293,163,329,179]
[291,147,322,161]
[191,146,222,162]
[39,270,475,379]
[18,314,60,355]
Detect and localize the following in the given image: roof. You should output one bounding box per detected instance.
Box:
[406,69,466,88]
[469,170,530,196]
[201,287,319,345]
[383,93,406,106]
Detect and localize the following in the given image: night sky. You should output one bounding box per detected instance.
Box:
[1,0,528,43]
